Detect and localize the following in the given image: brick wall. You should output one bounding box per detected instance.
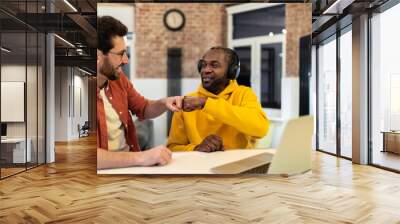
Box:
[135,3,311,79]
[135,3,227,78]
[285,3,312,77]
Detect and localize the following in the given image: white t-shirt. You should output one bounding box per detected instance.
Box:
[99,88,129,152]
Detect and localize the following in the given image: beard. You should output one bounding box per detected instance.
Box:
[202,76,229,95]
[100,56,120,81]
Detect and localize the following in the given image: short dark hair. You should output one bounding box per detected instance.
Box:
[210,46,236,66]
[97,16,128,54]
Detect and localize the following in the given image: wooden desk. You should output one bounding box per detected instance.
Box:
[382,131,400,154]
[97,149,274,175]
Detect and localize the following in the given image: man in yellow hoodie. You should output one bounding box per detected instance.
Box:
[167,47,269,152]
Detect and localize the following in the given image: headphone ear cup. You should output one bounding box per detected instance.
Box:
[197,60,202,73]
[235,61,241,79]
[231,66,236,79]
[229,64,240,80]
[230,50,240,79]
[228,65,234,79]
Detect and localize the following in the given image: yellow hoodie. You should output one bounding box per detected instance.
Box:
[167,80,269,151]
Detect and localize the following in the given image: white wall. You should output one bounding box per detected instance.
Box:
[181,78,202,95]
[1,65,26,81]
[55,67,68,141]
[266,76,299,148]
[97,4,135,31]
[1,65,33,138]
[133,78,201,146]
[54,67,89,141]
[133,79,167,146]
[1,64,45,163]
[72,73,89,138]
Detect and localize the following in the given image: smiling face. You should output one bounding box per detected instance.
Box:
[98,36,129,80]
[199,49,230,95]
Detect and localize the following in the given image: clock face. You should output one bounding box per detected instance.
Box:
[164,9,185,31]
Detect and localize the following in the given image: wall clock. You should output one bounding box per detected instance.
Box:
[163,9,185,31]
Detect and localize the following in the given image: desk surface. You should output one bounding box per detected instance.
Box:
[1,138,27,143]
[97,149,273,175]
[381,131,400,134]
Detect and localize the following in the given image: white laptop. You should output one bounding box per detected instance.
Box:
[212,116,314,175]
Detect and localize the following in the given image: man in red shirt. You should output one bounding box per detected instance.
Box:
[97,16,183,169]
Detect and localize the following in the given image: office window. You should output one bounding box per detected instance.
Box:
[0,1,46,179]
[371,3,400,171]
[261,43,282,108]
[1,26,28,178]
[317,36,337,154]
[234,46,251,87]
[339,28,352,158]
[233,5,285,39]
[230,5,285,110]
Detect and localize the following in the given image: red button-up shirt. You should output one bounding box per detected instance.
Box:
[97,73,149,152]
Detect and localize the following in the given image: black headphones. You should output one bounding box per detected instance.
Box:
[197,47,241,80]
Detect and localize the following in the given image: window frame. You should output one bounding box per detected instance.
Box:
[314,24,353,161]
[227,3,286,117]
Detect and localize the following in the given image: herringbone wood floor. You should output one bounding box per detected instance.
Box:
[1,135,400,224]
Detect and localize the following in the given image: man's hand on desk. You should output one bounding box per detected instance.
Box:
[97,146,172,169]
[194,135,224,153]
[182,96,207,112]
[138,145,172,166]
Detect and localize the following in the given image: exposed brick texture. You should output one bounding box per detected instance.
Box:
[135,3,227,78]
[285,3,312,77]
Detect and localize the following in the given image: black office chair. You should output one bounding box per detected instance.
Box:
[134,119,154,150]
[78,121,90,138]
